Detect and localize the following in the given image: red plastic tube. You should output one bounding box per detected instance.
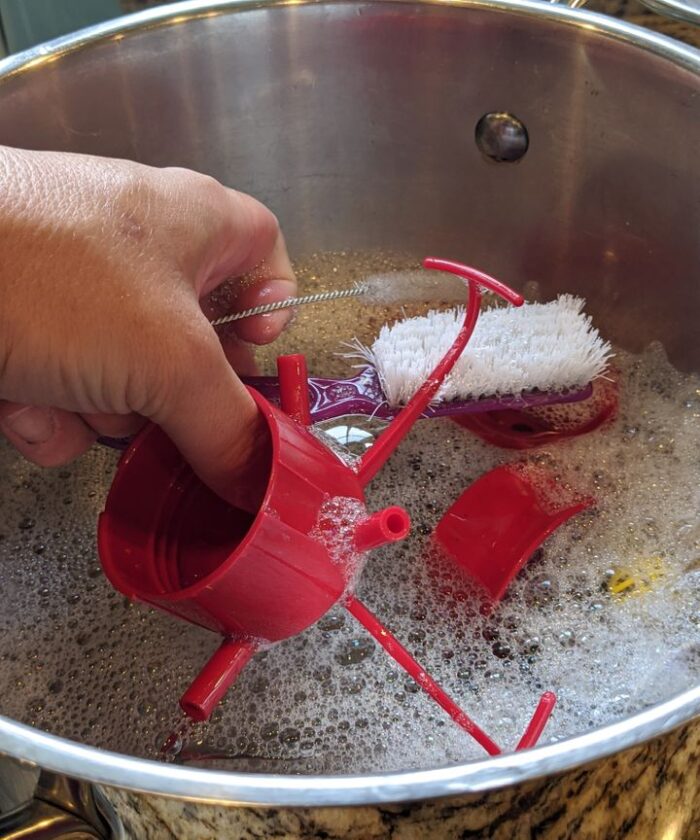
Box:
[180,638,258,721]
[357,259,523,486]
[424,258,525,305]
[516,691,557,750]
[354,507,411,552]
[277,354,312,425]
[344,594,502,755]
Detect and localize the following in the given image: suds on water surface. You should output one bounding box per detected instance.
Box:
[0,250,698,773]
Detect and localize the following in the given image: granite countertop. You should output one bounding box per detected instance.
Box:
[105,720,700,839]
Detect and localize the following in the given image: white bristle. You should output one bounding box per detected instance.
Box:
[344,295,613,406]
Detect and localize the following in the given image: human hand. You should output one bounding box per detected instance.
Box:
[0,146,296,508]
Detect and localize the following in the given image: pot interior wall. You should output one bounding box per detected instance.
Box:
[0,1,698,368]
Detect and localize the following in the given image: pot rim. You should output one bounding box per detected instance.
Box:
[0,0,698,807]
[1,0,700,82]
[0,687,698,805]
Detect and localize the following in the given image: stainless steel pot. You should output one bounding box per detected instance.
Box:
[0,1,698,835]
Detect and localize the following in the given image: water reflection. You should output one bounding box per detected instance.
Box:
[315,415,388,458]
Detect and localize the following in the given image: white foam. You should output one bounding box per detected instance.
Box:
[0,252,697,776]
[310,496,368,590]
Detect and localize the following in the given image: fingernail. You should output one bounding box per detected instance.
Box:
[2,406,55,444]
[258,279,297,328]
[254,278,296,302]
[257,309,296,341]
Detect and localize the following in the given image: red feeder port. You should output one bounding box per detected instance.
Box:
[354,507,411,552]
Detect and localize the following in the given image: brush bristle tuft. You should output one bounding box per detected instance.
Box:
[344,295,613,407]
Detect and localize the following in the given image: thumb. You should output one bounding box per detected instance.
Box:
[152,324,270,514]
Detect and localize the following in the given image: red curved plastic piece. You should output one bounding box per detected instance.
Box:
[423,258,524,307]
[454,375,619,449]
[357,259,523,486]
[434,462,595,603]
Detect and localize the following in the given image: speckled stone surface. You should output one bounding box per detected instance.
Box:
[101,718,700,838]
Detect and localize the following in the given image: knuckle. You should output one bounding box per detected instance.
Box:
[166,167,224,202]
[133,320,216,422]
[231,193,280,263]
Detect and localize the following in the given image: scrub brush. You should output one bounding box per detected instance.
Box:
[98,261,612,452]
[241,292,611,422]
[345,293,613,409]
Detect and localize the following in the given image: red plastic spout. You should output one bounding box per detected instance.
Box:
[357,259,523,486]
[180,638,258,721]
[354,506,411,552]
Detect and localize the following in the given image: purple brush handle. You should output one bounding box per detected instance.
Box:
[245,367,593,421]
[98,367,593,451]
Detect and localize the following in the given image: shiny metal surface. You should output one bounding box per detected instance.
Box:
[0,687,699,806]
[1,0,696,368]
[0,758,40,816]
[212,287,365,325]
[0,761,123,838]
[0,0,698,808]
[0,800,101,840]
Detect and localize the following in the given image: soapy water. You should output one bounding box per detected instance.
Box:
[310,496,368,590]
[0,251,698,774]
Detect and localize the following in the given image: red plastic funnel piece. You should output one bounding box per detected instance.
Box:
[98,372,416,720]
[99,388,362,642]
[434,462,595,602]
[454,375,618,450]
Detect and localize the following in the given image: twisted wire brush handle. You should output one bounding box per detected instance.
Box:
[211,287,365,326]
